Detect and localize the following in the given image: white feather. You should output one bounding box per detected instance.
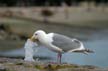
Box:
[68,39,85,52]
[47,33,54,43]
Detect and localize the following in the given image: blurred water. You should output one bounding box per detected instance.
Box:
[0,26,108,67]
[0,35,108,67]
[63,39,108,67]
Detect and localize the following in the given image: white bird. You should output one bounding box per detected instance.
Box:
[30,30,93,63]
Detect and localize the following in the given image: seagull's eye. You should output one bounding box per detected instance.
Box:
[35,33,38,35]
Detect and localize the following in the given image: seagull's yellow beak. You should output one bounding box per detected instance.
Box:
[30,35,38,42]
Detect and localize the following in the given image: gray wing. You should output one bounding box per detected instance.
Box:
[52,33,81,52]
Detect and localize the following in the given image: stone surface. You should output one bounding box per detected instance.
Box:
[0,57,107,71]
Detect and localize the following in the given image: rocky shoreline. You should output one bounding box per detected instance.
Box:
[0,57,107,71]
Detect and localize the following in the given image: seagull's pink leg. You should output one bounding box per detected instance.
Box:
[48,53,62,64]
[57,53,62,64]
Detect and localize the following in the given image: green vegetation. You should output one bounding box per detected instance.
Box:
[35,64,79,70]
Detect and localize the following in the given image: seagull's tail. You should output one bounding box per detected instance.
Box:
[83,48,94,54]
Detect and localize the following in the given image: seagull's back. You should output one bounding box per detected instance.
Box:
[47,33,81,52]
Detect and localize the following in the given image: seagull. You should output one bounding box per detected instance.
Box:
[30,30,94,63]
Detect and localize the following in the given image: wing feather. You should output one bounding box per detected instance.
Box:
[51,33,81,52]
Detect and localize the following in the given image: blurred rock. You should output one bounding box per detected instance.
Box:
[0,64,6,71]
[0,30,8,40]
[0,24,28,41]
[0,57,107,71]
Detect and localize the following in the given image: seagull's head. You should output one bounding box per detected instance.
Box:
[30,30,46,42]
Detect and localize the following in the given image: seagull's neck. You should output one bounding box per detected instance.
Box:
[38,33,54,46]
[39,33,46,38]
[38,33,48,43]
